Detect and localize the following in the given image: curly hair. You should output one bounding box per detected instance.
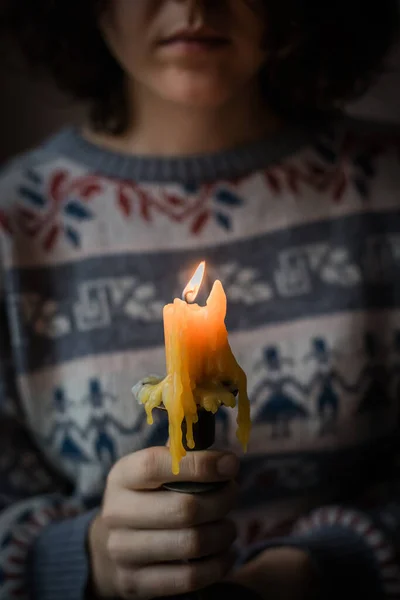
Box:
[1,0,399,133]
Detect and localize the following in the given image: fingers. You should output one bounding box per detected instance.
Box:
[102,480,238,529]
[107,519,237,565]
[103,446,240,599]
[110,447,240,490]
[115,550,234,599]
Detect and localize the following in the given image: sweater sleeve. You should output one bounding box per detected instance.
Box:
[0,412,98,600]
[239,500,400,600]
[0,266,98,600]
[290,504,400,598]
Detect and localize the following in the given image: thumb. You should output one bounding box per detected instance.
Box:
[118,447,240,490]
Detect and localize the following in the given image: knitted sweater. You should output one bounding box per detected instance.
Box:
[1,117,400,599]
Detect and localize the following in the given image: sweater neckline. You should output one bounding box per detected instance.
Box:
[44,124,314,185]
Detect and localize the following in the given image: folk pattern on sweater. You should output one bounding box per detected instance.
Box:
[1,124,400,599]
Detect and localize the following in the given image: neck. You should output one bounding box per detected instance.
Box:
[86,81,282,157]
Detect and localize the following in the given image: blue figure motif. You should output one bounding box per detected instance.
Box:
[84,378,117,409]
[305,338,341,435]
[83,379,117,469]
[95,430,117,469]
[52,387,72,414]
[48,386,91,475]
[46,378,172,481]
[60,435,90,465]
[355,333,390,416]
[252,346,308,439]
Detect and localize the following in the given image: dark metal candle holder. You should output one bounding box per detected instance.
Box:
[163,408,226,494]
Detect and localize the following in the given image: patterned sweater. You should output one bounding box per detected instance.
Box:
[1,118,400,600]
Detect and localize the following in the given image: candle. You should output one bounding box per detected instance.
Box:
[138,262,251,474]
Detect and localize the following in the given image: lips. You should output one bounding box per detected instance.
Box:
[159,28,230,47]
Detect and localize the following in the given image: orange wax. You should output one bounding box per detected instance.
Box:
[140,276,251,474]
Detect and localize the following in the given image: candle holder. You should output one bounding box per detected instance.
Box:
[162,407,225,494]
[133,377,238,495]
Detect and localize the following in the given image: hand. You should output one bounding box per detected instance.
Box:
[229,547,318,600]
[88,446,239,599]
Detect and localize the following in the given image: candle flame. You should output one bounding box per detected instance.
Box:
[182,261,206,303]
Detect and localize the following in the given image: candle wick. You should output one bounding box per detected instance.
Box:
[182,289,194,303]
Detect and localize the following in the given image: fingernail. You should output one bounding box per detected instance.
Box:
[217,454,240,478]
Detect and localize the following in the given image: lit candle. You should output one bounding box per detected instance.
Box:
[137,262,250,474]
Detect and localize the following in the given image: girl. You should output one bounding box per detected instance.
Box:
[1,1,400,599]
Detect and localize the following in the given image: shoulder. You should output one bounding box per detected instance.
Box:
[0,147,46,235]
[0,129,71,207]
[0,126,88,192]
[0,128,73,180]
[313,115,400,170]
[302,115,400,199]
[0,147,47,197]
[0,128,92,237]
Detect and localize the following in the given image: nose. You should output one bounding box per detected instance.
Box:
[174,0,217,20]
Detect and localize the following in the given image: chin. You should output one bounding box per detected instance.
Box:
[167,91,231,109]
[154,73,235,109]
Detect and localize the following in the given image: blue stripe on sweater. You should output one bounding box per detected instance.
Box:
[3,210,400,373]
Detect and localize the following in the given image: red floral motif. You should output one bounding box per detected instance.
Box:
[3,131,394,250]
[114,180,215,234]
[263,132,386,203]
[17,169,101,250]
[10,167,246,248]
